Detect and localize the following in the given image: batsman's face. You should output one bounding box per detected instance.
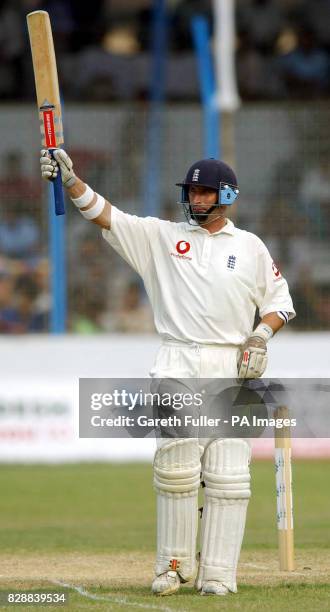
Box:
[188,185,218,213]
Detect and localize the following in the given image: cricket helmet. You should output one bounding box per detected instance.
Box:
[176,158,239,224]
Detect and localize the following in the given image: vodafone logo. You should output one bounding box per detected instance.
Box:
[170,240,192,261]
[176,240,191,255]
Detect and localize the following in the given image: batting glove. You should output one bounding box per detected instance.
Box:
[40,149,76,187]
[237,323,273,379]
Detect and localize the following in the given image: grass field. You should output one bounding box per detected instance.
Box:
[0,460,329,611]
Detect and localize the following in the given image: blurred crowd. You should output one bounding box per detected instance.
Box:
[0,151,155,334]
[1,141,330,334]
[0,0,329,101]
[0,0,329,334]
[0,151,46,333]
[256,153,330,331]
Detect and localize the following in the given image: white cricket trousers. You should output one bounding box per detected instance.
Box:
[151,341,251,592]
[151,340,239,380]
[151,340,244,449]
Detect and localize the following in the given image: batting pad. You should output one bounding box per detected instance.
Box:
[196,439,251,592]
[153,439,202,581]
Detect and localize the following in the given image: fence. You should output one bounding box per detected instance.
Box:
[0,102,329,333]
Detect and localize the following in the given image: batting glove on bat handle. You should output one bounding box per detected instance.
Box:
[40,149,76,187]
[52,149,77,188]
[40,149,65,216]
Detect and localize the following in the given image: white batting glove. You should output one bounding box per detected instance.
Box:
[40,149,76,187]
[40,149,58,181]
[237,323,273,379]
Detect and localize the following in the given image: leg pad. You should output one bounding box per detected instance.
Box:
[154,439,202,581]
[196,439,251,592]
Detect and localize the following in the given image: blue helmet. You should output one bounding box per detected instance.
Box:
[176,158,239,224]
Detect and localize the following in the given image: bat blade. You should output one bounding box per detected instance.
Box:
[27,10,65,215]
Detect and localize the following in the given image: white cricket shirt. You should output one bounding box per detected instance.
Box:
[102,207,295,345]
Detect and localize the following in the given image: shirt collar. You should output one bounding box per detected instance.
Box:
[185,218,235,236]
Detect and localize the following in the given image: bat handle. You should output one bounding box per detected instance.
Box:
[49,148,65,216]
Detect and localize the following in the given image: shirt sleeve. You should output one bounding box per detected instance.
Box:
[102,206,161,277]
[255,239,296,321]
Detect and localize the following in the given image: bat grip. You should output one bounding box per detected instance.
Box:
[49,149,65,216]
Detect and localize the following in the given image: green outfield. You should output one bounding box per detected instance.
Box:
[0,460,329,611]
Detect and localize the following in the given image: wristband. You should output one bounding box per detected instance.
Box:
[71,184,94,209]
[251,322,273,343]
[80,194,105,220]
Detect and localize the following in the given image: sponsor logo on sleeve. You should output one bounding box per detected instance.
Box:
[272,261,282,280]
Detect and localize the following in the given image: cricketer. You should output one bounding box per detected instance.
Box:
[40,150,295,596]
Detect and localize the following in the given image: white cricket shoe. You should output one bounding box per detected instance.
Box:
[200,581,229,596]
[152,570,181,596]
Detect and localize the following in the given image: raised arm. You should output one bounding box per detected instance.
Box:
[40,149,112,229]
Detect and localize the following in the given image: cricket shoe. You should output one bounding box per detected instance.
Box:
[200,581,229,596]
[152,571,181,596]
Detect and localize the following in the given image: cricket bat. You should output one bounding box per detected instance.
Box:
[27,10,65,216]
